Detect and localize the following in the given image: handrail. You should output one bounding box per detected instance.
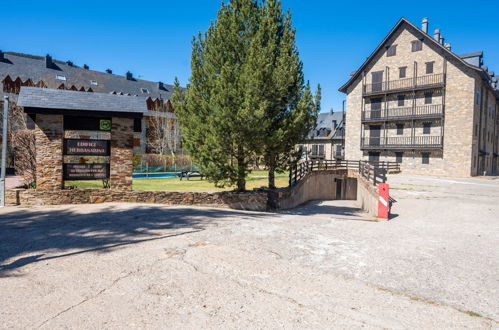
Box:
[362,104,443,121]
[363,73,444,95]
[361,135,443,149]
[288,159,399,187]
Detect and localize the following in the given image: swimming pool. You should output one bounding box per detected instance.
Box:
[132,172,181,179]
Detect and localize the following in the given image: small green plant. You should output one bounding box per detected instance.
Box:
[465,311,482,317]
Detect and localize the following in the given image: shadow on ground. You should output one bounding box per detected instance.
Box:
[0,205,267,276]
[279,201,376,222]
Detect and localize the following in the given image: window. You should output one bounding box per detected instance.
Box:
[397,95,405,106]
[474,124,478,136]
[387,44,397,57]
[133,118,142,132]
[476,90,481,106]
[141,88,149,94]
[90,80,98,86]
[318,145,325,156]
[422,152,430,164]
[411,40,422,52]
[423,122,432,134]
[312,145,318,155]
[424,92,433,104]
[395,152,403,163]
[56,74,66,81]
[399,66,407,78]
[425,62,434,74]
[396,124,404,135]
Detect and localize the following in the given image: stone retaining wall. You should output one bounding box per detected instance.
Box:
[6,188,268,211]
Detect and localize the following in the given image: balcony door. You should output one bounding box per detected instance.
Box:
[371,71,383,92]
[368,152,380,163]
[371,98,382,119]
[369,125,381,146]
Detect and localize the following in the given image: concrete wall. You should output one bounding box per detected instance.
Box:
[356,175,379,217]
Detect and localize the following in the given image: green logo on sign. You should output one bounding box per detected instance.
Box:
[100,120,111,131]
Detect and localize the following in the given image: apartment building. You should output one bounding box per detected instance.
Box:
[0,51,181,158]
[339,18,499,176]
[298,110,345,160]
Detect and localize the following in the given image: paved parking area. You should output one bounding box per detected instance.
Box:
[0,174,498,329]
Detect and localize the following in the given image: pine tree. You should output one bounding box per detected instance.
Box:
[172,0,320,191]
[244,0,320,188]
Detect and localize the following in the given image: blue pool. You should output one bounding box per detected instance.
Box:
[132,172,181,179]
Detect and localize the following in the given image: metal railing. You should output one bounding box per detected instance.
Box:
[361,135,443,149]
[362,104,443,122]
[363,73,445,95]
[289,159,400,186]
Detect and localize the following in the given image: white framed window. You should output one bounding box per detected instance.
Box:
[56,74,66,81]
[90,80,98,86]
[141,88,149,94]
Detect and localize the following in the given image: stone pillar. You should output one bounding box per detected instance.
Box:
[110,117,134,190]
[35,114,64,190]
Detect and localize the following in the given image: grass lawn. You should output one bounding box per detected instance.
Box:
[65,170,289,192]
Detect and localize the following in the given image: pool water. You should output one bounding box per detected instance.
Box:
[132,172,181,179]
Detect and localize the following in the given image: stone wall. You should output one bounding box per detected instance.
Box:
[34,114,64,190]
[110,117,134,190]
[6,188,268,211]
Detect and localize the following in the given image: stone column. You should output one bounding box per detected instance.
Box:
[110,117,134,190]
[35,114,64,190]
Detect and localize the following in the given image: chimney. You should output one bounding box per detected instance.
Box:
[444,43,452,51]
[45,54,53,69]
[422,17,428,33]
[0,50,4,61]
[66,60,74,67]
[433,29,441,42]
[105,69,113,74]
[439,36,445,45]
[83,64,89,70]
[158,81,165,90]
[126,71,134,80]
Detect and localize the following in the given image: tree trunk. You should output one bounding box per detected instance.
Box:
[268,155,276,189]
[236,147,246,192]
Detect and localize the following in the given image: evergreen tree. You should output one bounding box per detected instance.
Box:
[172,0,320,191]
[244,0,320,188]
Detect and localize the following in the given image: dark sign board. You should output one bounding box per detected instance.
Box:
[64,139,110,156]
[64,163,110,180]
[64,116,112,131]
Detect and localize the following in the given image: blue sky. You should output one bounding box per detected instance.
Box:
[1,0,498,113]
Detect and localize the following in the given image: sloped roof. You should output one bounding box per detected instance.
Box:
[0,52,174,99]
[307,111,345,140]
[18,87,147,113]
[338,18,487,93]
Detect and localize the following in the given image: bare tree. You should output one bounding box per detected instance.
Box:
[12,130,36,186]
[147,114,181,156]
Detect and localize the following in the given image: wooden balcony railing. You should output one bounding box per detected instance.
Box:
[361,135,443,149]
[362,104,443,122]
[363,73,445,96]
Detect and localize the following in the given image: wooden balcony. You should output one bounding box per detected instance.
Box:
[361,135,443,150]
[363,73,445,96]
[362,104,443,122]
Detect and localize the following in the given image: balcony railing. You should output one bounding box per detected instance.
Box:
[362,104,443,122]
[363,73,445,96]
[361,135,443,149]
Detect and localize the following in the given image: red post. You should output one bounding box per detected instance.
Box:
[378,183,389,219]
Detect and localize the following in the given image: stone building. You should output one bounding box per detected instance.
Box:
[339,18,499,176]
[0,51,181,161]
[298,110,345,160]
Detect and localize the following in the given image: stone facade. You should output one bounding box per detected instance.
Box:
[110,117,134,190]
[342,19,499,177]
[34,114,64,190]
